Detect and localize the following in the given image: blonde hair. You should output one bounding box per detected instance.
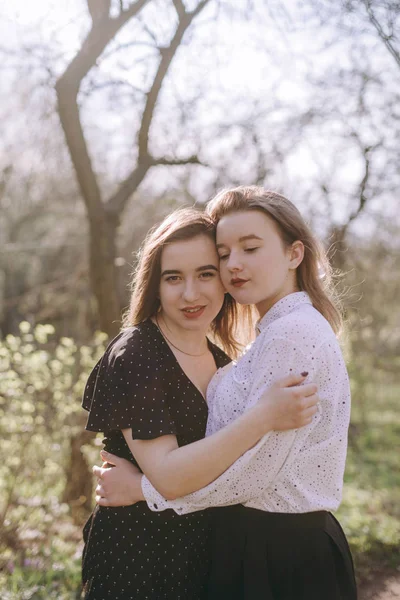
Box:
[123,207,246,357]
[206,186,343,334]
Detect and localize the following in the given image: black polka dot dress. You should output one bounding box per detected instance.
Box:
[81,320,230,600]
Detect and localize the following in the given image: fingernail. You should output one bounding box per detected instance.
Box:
[301,371,308,377]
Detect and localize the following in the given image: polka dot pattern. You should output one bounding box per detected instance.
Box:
[142,293,351,516]
[81,320,230,599]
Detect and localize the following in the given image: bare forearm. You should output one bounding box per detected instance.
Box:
[126,373,316,501]
[151,404,267,499]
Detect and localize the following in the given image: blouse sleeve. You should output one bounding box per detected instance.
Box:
[140,336,318,514]
[82,327,177,440]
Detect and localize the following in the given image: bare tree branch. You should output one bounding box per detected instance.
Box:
[363,0,400,69]
[87,0,111,23]
[83,78,145,96]
[347,143,373,225]
[138,14,162,47]
[106,0,211,215]
[172,0,187,19]
[340,138,380,239]
[57,1,150,95]
[327,134,381,271]
[192,0,211,19]
[55,0,150,219]
[101,40,159,62]
[150,154,203,166]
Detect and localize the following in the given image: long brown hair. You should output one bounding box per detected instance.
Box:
[123,207,245,357]
[206,186,343,334]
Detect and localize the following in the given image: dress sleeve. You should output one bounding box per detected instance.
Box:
[83,328,177,440]
[141,336,318,513]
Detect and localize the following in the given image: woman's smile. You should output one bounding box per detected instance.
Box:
[181,305,207,319]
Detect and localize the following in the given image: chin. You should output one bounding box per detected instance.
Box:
[178,314,209,328]
[229,290,256,305]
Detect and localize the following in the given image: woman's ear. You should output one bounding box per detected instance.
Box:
[289,241,304,269]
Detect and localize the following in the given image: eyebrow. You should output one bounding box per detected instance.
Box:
[216,234,263,249]
[161,265,219,277]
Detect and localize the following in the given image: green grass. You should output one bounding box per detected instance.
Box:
[0,556,82,599]
[0,518,83,599]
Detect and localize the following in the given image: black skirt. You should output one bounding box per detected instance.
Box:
[207,505,357,600]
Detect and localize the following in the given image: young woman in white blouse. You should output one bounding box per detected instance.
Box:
[95,187,357,600]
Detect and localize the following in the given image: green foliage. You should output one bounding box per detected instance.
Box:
[334,230,400,578]
[0,323,107,598]
[336,364,400,577]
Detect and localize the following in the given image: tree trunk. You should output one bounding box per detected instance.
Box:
[89,213,121,338]
[62,430,95,525]
[55,86,122,338]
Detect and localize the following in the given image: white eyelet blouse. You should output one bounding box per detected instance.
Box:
[141,292,351,515]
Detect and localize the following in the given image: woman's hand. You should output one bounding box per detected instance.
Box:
[93,451,144,507]
[255,372,319,432]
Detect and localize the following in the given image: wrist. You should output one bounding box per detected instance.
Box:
[128,473,144,504]
[136,474,145,502]
[245,403,272,439]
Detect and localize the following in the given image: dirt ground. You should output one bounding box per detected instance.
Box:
[358,569,400,600]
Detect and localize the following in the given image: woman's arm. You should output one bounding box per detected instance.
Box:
[95,370,318,505]
[139,337,349,516]
[138,338,322,513]
[121,372,316,499]
[126,375,314,499]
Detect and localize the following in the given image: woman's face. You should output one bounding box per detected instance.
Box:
[216,210,303,317]
[159,234,225,333]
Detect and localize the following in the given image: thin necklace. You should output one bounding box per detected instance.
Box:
[155,315,209,357]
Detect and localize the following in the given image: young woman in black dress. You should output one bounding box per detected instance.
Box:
[82,208,319,600]
[95,189,357,600]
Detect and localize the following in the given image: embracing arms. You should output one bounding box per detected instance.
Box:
[95,370,318,505]
[121,372,316,500]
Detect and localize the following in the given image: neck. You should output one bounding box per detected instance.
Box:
[256,287,299,318]
[155,312,209,354]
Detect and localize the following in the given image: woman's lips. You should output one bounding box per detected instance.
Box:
[231,279,249,288]
[181,306,206,319]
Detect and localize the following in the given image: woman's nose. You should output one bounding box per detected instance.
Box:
[182,280,200,302]
[226,253,242,272]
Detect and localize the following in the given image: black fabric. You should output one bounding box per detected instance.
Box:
[207,506,357,600]
[81,319,231,600]
[83,324,177,439]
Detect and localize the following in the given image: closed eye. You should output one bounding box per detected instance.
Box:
[244,247,259,253]
[218,254,229,261]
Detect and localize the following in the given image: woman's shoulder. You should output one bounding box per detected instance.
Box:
[105,320,161,366]
[82,320,178,435]
[263,305,336,349]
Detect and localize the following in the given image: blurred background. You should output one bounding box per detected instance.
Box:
[0,0,399,598]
